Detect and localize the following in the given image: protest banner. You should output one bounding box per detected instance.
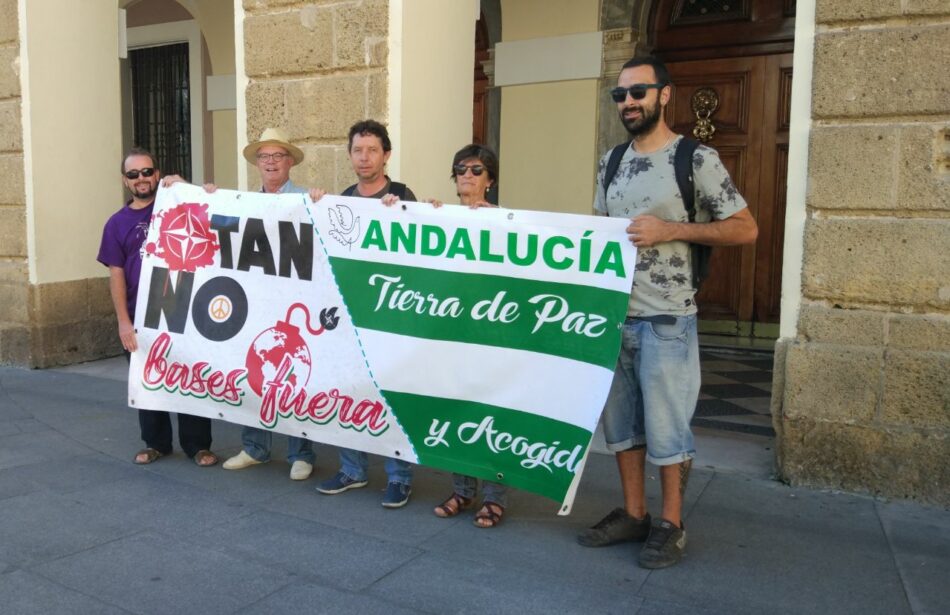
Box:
[130,183,636,513]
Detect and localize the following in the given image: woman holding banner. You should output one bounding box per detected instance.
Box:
[386,143,508,528]
[436,144,508,527]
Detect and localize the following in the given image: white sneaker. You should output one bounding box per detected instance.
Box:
[290,460,313,481]
[222,450,265,470]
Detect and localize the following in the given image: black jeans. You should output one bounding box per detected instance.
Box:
[125,352,212,457]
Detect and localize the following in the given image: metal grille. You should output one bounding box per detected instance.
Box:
[130,43,191,180]
[672,0,750,25]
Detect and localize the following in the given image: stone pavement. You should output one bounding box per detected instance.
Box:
[0,358,947,615]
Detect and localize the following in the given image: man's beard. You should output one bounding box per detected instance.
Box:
[621,101,662,138]
[132,184,157,200]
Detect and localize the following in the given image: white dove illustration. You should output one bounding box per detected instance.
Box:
[327,204,361,249]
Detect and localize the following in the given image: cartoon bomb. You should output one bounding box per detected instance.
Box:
[244,303,340,397]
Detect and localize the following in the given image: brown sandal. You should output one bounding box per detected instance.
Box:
[473,502,505,528]
[133,448,164,465]
[434,492,474,518]
[193,449,219,467]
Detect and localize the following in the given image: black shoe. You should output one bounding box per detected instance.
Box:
[638,517,686,569]
[577,508,651,547]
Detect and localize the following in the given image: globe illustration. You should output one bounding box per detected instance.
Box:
[244,319,312,397]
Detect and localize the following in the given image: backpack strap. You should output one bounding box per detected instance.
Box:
[673,137,700,221]
[602,142,631,205]
[672,137,712,289]
[341,183,357,197]
[388,182,408,200]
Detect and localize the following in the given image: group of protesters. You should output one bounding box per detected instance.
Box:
[98,55,757,569]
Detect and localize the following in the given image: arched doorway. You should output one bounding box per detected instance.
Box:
[649,0,795,340]
[122,0,203,180]
[120,0,237,187]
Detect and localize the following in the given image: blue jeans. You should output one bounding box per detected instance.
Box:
[452,474,508,507]
[601,314,700,466]
[339,448,413,486]
[242,426,314,464]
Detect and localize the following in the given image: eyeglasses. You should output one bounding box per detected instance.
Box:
[124,167,156,180]
[256,152,289,162]
[453,164,485,177]
[610,83,666,103]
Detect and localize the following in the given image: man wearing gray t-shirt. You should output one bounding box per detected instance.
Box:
[578,56,758,569]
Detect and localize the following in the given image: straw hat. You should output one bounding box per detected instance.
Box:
[242,127,304,165]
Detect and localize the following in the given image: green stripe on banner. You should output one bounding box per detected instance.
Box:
[384,390,592,503]
[329,257,628,369]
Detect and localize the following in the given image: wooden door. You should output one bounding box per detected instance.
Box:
[664,54,791,324]
[652,0,795,330]
[754,53,792,324]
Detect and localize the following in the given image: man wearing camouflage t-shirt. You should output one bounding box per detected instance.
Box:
[578,56,758,569]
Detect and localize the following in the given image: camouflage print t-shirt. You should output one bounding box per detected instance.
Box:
[593,135,747,317]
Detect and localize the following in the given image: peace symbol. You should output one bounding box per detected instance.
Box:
[209,296,232,322]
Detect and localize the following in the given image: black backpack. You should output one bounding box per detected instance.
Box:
[342,180,409,200]
[603,137,712,290]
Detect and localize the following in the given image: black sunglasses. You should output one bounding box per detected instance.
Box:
[124,167,156,180]
[453,164,485,177]
[610,83,666,103]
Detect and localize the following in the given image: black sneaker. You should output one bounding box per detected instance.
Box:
[577,508,651,547]
[638,517,686,569]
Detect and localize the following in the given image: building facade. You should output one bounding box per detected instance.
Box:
[0,0,946,503]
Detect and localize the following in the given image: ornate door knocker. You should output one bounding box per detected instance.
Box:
[691,87,720,143]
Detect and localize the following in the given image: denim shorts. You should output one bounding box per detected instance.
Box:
[601,314,700,465]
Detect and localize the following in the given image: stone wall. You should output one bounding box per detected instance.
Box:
[28,279,119,368]
[0,0,29,365]
[774,1,950,504]
[242,0,389,193]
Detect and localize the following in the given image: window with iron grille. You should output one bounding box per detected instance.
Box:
[129,43,191,180]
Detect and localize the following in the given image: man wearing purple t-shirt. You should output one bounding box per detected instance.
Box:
[97,148,218,467]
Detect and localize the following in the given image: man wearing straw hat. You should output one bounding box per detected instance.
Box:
[213,128,323,479]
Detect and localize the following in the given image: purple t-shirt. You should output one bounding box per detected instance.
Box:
[97,201,154,318]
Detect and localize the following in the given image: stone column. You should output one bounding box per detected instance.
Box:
[774,0,950,504]
[595,0,652,157]
[242,0,389,193]
[597,27,642,157]
[0,0,29,364]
